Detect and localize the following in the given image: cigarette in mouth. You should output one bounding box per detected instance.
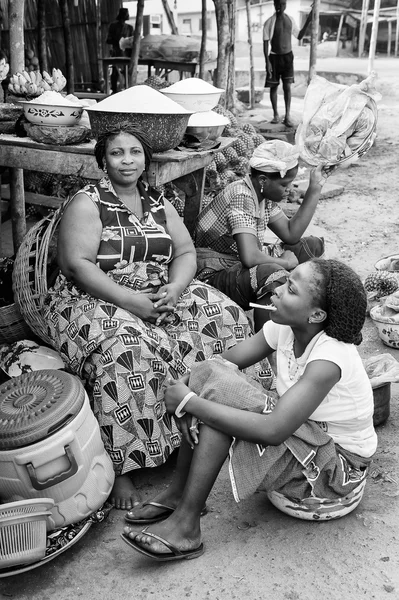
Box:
[249,302,277,311]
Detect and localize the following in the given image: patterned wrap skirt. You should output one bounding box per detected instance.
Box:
[188,357,373,508]
[43,262,274,476]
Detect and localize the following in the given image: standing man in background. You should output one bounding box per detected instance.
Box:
[263,1,313,127]
[106,7,134,94]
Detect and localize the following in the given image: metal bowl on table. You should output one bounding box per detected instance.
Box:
[86,84,192,153]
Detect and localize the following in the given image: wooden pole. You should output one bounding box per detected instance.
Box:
[335,14,345,57]
[161,0,178,35]
[38,0,48,72]
[309,0,320,83]
[245,0,255,109]
[368,0,381,73]
[199,0,207,79]
[395,0,399,57]
[59,0,74,93]
[9,0,26,251]
[387,20,392,56]
[128,0,144,86]
[358,0,370,57]
[96,0,103,91]
[225,0,236,112]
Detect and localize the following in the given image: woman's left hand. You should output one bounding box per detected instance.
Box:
[309,164,337,188]
[165,376,199,449]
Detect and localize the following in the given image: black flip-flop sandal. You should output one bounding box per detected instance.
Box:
[121,529,204,562]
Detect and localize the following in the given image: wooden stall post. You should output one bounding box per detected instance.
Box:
[309,0,320,83]
[38,0,48,72]
[368,0,381,73]
[335,14,345,57]
[59,0,74,93]
[9,0,26,251]
[245,0,255,109]
[128,0,144,87]
[395,0,399,57]
[359,0,370,57]
[225,0,236,112]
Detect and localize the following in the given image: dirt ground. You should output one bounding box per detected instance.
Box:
[1,59,399,599]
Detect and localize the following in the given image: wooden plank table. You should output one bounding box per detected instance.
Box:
[0,134,233,251]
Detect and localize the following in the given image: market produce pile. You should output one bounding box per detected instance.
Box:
[8,68,67,97]
[204,105,265,196]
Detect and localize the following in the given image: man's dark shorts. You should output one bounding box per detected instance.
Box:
[265,51,294,87]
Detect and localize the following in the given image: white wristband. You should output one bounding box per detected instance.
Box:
[175,391,196,418]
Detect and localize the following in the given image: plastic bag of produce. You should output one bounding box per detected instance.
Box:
[363,353,399,387]
[296,73,381,166]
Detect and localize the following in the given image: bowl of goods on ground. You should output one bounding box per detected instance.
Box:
[20,91,84,127]
[85,85,192,152]
[160,78,224,113]
[186,110,230,141]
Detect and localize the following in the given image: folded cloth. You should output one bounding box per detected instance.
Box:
[188,357,372,503]
[249,140,299,177]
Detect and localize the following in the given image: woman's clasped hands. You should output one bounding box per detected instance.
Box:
[165,374,200,450]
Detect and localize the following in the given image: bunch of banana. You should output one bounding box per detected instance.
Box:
[8,68,67,97]
[50,68,67,92]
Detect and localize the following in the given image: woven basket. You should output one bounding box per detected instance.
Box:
[0,302,32,345]
[12,202,68,346]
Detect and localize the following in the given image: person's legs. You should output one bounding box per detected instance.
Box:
[270,85,280,123]
[110,65,119,94]
[282,79,293,127]
[124,424,232,555]
[125,438,196,521]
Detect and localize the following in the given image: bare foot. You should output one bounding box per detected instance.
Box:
[125,490,180,522]
[123,516,201,556]
[109,474,142,510]
[283,116,295,128]
[270,115,280,124]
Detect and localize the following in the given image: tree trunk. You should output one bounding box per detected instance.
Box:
[9,0,25,74]
[161,0,178,35]
[38,0,48,72]
[245,0,255,109]
[199,0,207,79]
[212,0,229,90]
[59,0,74,93]
[8,0,26,250]
[309,0,319,82]
[225,0,236,112]
[128,0,144,87]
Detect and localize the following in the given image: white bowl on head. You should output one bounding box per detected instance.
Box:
[20,101,84,127]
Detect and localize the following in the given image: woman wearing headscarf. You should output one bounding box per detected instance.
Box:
[43,123,274,511]
[194,140,334,330]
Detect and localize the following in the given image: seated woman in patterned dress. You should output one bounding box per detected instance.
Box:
[43,123,274,511]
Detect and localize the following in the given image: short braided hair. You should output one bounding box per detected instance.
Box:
[310,259,367,345]
[94,122,153,171]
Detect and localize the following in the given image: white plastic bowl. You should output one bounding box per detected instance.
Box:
[370,305,399,349]
[160,89,224,112]
[20,101,84,127]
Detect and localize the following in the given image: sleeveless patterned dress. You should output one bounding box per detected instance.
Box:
[44,177,274,475]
